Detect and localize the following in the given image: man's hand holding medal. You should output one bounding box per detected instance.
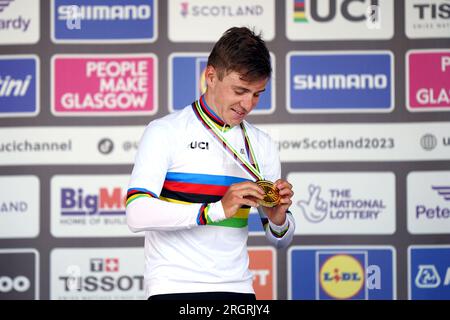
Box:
[221,179,294,226]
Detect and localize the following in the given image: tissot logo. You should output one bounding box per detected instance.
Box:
[406,0,450,38]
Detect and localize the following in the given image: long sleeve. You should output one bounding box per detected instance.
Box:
[126,119,226,232]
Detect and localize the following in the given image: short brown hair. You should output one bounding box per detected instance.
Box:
[207,27,272,82]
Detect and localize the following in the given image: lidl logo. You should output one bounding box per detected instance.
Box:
[319,253,365,299]
[169,53,275,113]
[409,246,450,300]
[287,51,394,113]
[288,246,395,300]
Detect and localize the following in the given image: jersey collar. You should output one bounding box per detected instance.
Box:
[199,95,232,132]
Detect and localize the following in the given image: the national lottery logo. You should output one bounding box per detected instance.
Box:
[288,246,396,300]
[0,56,39,117]
[407,50,450,111]
[318,253,366,300]
[169,53,274,113]
[51,0,157,43]
[287,51,394,113]
[51,54,157,116]
[298,184,387,222]
[288,172,395,235]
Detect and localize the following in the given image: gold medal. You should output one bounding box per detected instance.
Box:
[256,180,280,207]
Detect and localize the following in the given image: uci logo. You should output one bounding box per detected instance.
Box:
[189,141,209,150]
[0,276,31,293]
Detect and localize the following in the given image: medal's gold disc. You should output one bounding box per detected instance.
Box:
[256,180,280,207]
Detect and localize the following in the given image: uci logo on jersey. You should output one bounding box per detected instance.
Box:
[189,141,209,150]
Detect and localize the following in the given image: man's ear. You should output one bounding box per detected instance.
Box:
[205,65,217,88]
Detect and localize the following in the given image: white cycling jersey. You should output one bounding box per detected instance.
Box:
[126,96,295,298]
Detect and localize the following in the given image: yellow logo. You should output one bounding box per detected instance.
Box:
[319,254,365,299]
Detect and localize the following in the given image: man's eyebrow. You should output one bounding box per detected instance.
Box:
[232,86,266,93]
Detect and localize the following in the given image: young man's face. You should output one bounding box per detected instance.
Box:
[205,66,268,126]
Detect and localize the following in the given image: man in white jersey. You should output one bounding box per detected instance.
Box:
[126,27,295,300]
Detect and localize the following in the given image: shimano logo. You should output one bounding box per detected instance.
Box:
[293,74,387,90]
[57,5,151,21]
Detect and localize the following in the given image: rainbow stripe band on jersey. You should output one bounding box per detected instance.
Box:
[126,188,158,206]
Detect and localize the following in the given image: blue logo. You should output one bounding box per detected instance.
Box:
[52,0,156,43]
[170,53,274,113]
[0,56,38,116]
[288,51,393,112]
[289,246,395,300]
[409,246,450,300]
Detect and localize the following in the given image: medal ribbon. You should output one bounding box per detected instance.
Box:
[192,98,263,182]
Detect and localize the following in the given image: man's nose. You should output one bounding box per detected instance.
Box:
[240,94,253,109]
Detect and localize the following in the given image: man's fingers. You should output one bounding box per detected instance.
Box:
[231,181,265,195]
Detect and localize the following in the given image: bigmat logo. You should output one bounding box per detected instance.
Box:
[169,0,275,42]
[0,249,39,300]
[286,0,394,40]
[288,172,396,235]
[407,50,450,112]
[0,55,39,117]
[409,246,450,300]
[51,175,140,237]
[169,53,275,114]
[405,0,450,39]
[287,51,394,113]
[0,0,40,45]
[0,176,39,239]
[52,54,157,116]
[51,0,157,43]
[288,246,396,300]
[51,248,145,300]
[248,247,276,300]
[408,171,450,234]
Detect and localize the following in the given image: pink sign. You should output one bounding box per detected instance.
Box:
[408,50,450,111]
[52,55,157,115]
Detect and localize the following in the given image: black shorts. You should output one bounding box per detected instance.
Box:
[148,291,257,301]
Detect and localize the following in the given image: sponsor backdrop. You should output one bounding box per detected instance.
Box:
[0,0,449,300]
